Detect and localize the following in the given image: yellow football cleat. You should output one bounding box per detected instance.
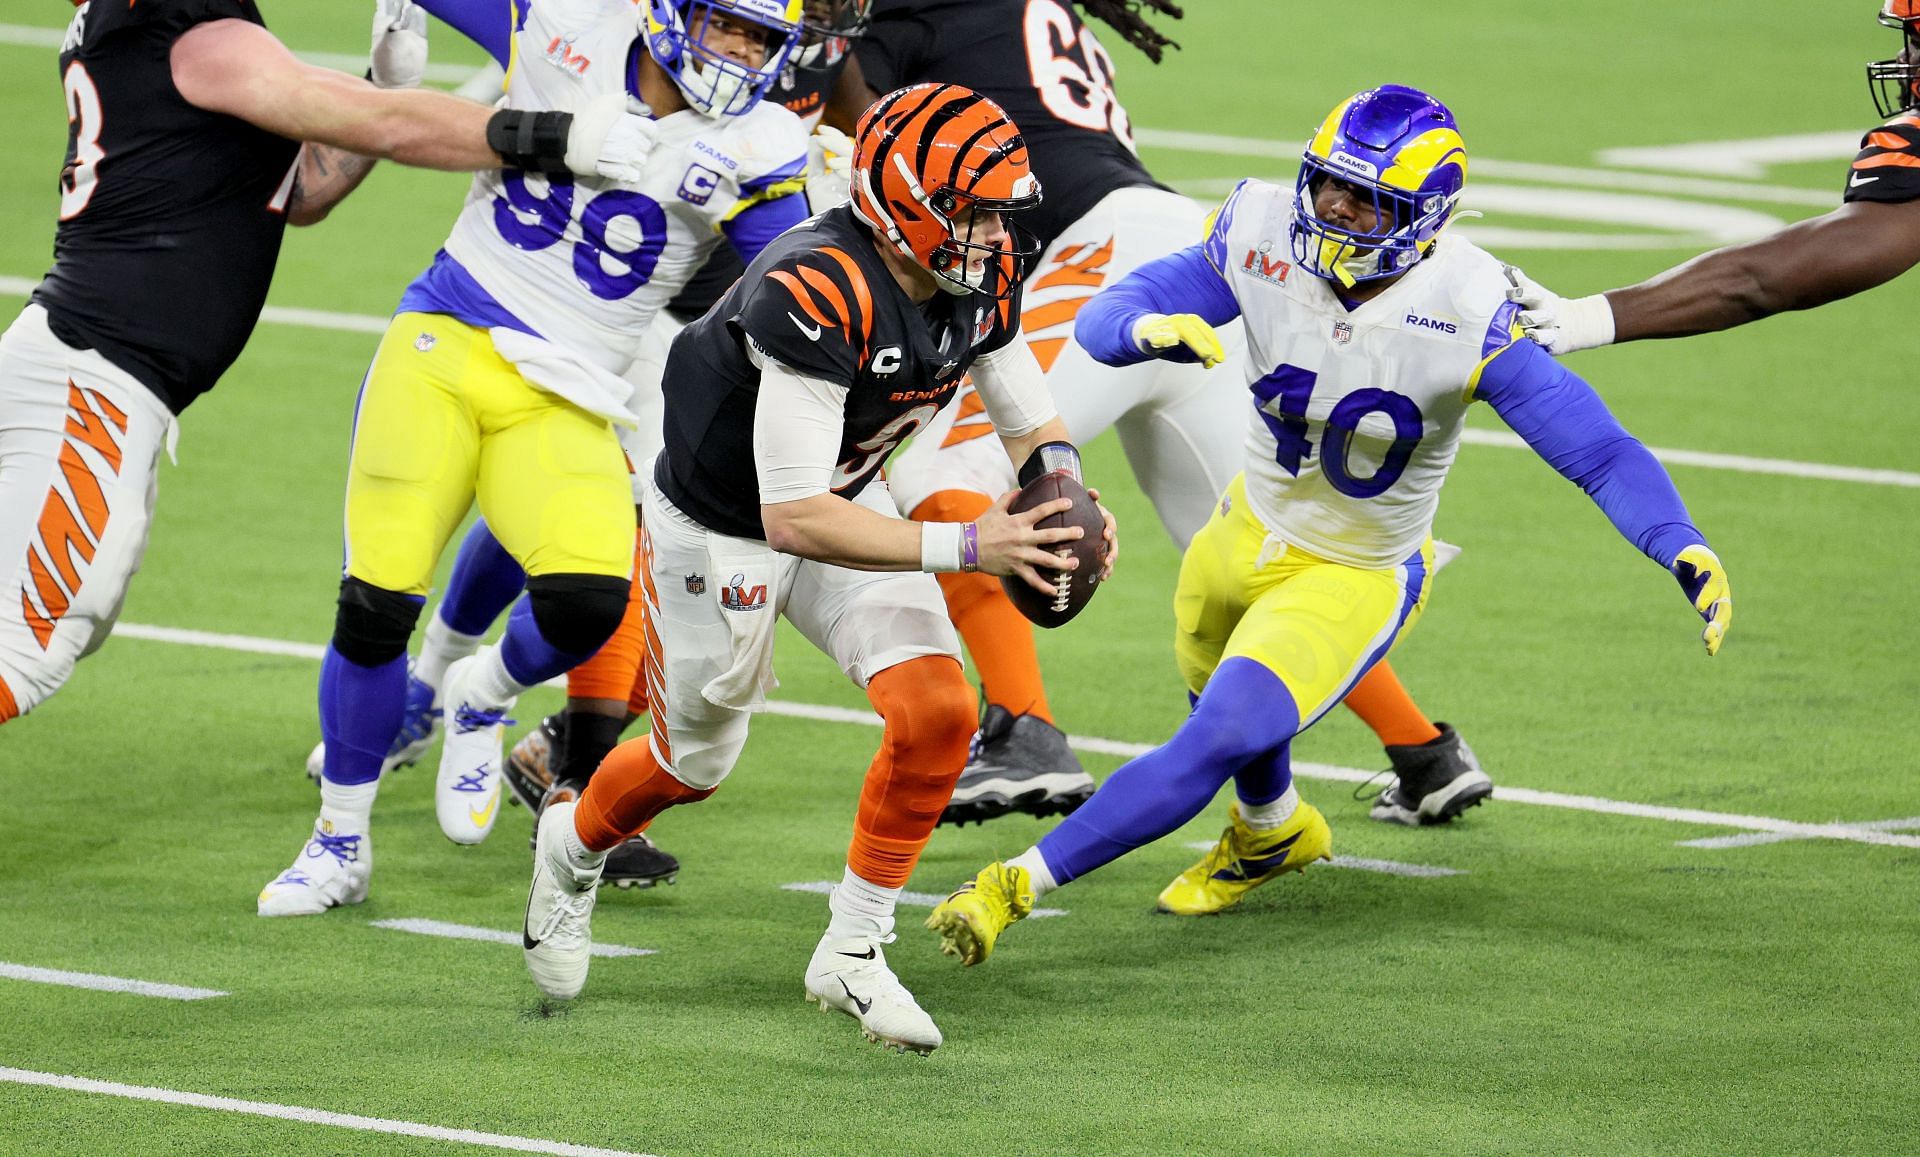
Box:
[925,861,1035,967]
[1156,801,1333,916]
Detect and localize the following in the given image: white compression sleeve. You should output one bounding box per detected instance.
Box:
[752,358,851,506]
[969,337,1058,440]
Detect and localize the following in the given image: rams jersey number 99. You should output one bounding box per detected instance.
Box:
[426,0,810,411]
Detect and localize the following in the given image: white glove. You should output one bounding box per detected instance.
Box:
[1502,263,1616,355]
[564,93,657,183]
[805,124,854,213]
[369,0,428,90]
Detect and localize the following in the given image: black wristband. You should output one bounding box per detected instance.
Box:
[1018,441,1083,486]
[485,108,575,175]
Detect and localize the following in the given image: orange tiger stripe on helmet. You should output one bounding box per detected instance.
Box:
[850,83,1041,300]
[1886,0,1919,22]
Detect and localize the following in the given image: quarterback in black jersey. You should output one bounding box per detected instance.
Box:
[518,84,1115,1054]
[823,0,1493,831]
[1514,1,1920,351]
[0,0,669,727]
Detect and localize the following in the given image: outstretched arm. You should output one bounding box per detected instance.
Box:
[1606,199,1920,341]
[1074,244,1240,367]
[1472,333,1731,654]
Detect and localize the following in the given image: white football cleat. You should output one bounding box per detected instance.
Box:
[803,931,942,1054]
[258,819,371,917]
[523,801,604,1001]
[434,653,512,845]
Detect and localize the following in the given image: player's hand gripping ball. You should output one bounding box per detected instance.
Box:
[1000,471,1109,628]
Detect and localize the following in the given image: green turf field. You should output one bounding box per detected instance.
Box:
[3,1,1918,1153]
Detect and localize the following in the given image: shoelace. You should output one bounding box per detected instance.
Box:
[1351,769,1397,804]
[452,704,516,733]
[310,830,362,865]
[534,891,594,943]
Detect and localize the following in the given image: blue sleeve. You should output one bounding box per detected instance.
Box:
[1074,244,1241,367]
[1474,335,1703,567]
[417,0,514,67]
[720,194,809,263]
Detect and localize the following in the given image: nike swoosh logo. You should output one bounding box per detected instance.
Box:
[839,978,872,1015]
[1850,172,1881,187]
[469,787,500,829]
[522,886,542,951]
[837,946,877,960]
[788,311,822,341]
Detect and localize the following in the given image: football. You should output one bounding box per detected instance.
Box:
[1000,472,1108,628]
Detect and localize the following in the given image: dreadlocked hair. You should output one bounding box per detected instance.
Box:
[1076,0,1184,64]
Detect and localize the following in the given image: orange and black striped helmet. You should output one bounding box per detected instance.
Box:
[850,83,1042,299]
[1871,0,1920,116]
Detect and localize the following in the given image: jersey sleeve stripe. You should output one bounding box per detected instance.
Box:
[1867,130,1911,151]
[795,264,853,332]
[817,248,874,345]
[1856,151,1920,170]
[767,270,837,330]
[739,155,809,194]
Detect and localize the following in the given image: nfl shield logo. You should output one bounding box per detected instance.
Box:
[1332,321,1354,345]
[684,573,705,595]
[414,332,436,352]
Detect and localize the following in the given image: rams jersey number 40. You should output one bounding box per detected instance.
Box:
[428,0,809,416]
[1199,178,1519,569]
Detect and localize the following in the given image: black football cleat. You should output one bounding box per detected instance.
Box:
[940,706,1095,826]
[602,832,679,889]
[1368,722,1493,826]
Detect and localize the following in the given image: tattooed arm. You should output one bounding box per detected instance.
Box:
[285,145,380,227]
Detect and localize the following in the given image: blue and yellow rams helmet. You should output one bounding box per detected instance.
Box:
[644,0,806,118]
[1289,85,1468,288]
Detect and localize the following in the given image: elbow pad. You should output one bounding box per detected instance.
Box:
[1018,441,1083,486]
[485,108,574,176]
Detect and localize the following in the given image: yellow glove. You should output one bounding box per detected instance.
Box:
[1671,544,1732,657]
[1132,313,1225,368]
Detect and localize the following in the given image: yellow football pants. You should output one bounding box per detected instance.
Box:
[343,313,632,594]
[1172,475,1433,728]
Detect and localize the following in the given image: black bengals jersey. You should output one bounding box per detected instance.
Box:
[657,206,1022,540]
[1843,110,1920,204]
[30,0,302,415]
[855,0,1168,251]
[665,62,846,323]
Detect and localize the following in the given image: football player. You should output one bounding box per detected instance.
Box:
[0,0,664,728]
[1512,2,1920,351]
[926,86,1732,964]
[833,0,1492,830]
[356,0,876,892]
[519,84,1115,1054]
[258,0,816,916]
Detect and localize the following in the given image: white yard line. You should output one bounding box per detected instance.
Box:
[1676,816,1920,850]
[102,622,1920,851]
[778,881,1068,917]
[370,918,656,958]
[0,1066,654,1157]
[1177,847,1468,878]
[6,275,1908,491]
[0,23,480,83]
[0,963,226,1001]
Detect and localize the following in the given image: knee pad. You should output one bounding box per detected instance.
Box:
[870,657,975,772]
[525,572,630,657]
[332,577,423,667]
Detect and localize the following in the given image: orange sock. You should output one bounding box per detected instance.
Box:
[569,529,647,704]
[1343,661,1442,748]
[912,489,1052,723]
[846,656,975,887]
[0,674,18,725]
[572,735,712,852]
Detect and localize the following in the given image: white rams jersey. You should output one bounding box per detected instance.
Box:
[441,0,809,378]
[1203,179,1520,569]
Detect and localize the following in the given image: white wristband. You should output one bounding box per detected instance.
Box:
[1558,294,1617,353]
[919,521,964,573]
